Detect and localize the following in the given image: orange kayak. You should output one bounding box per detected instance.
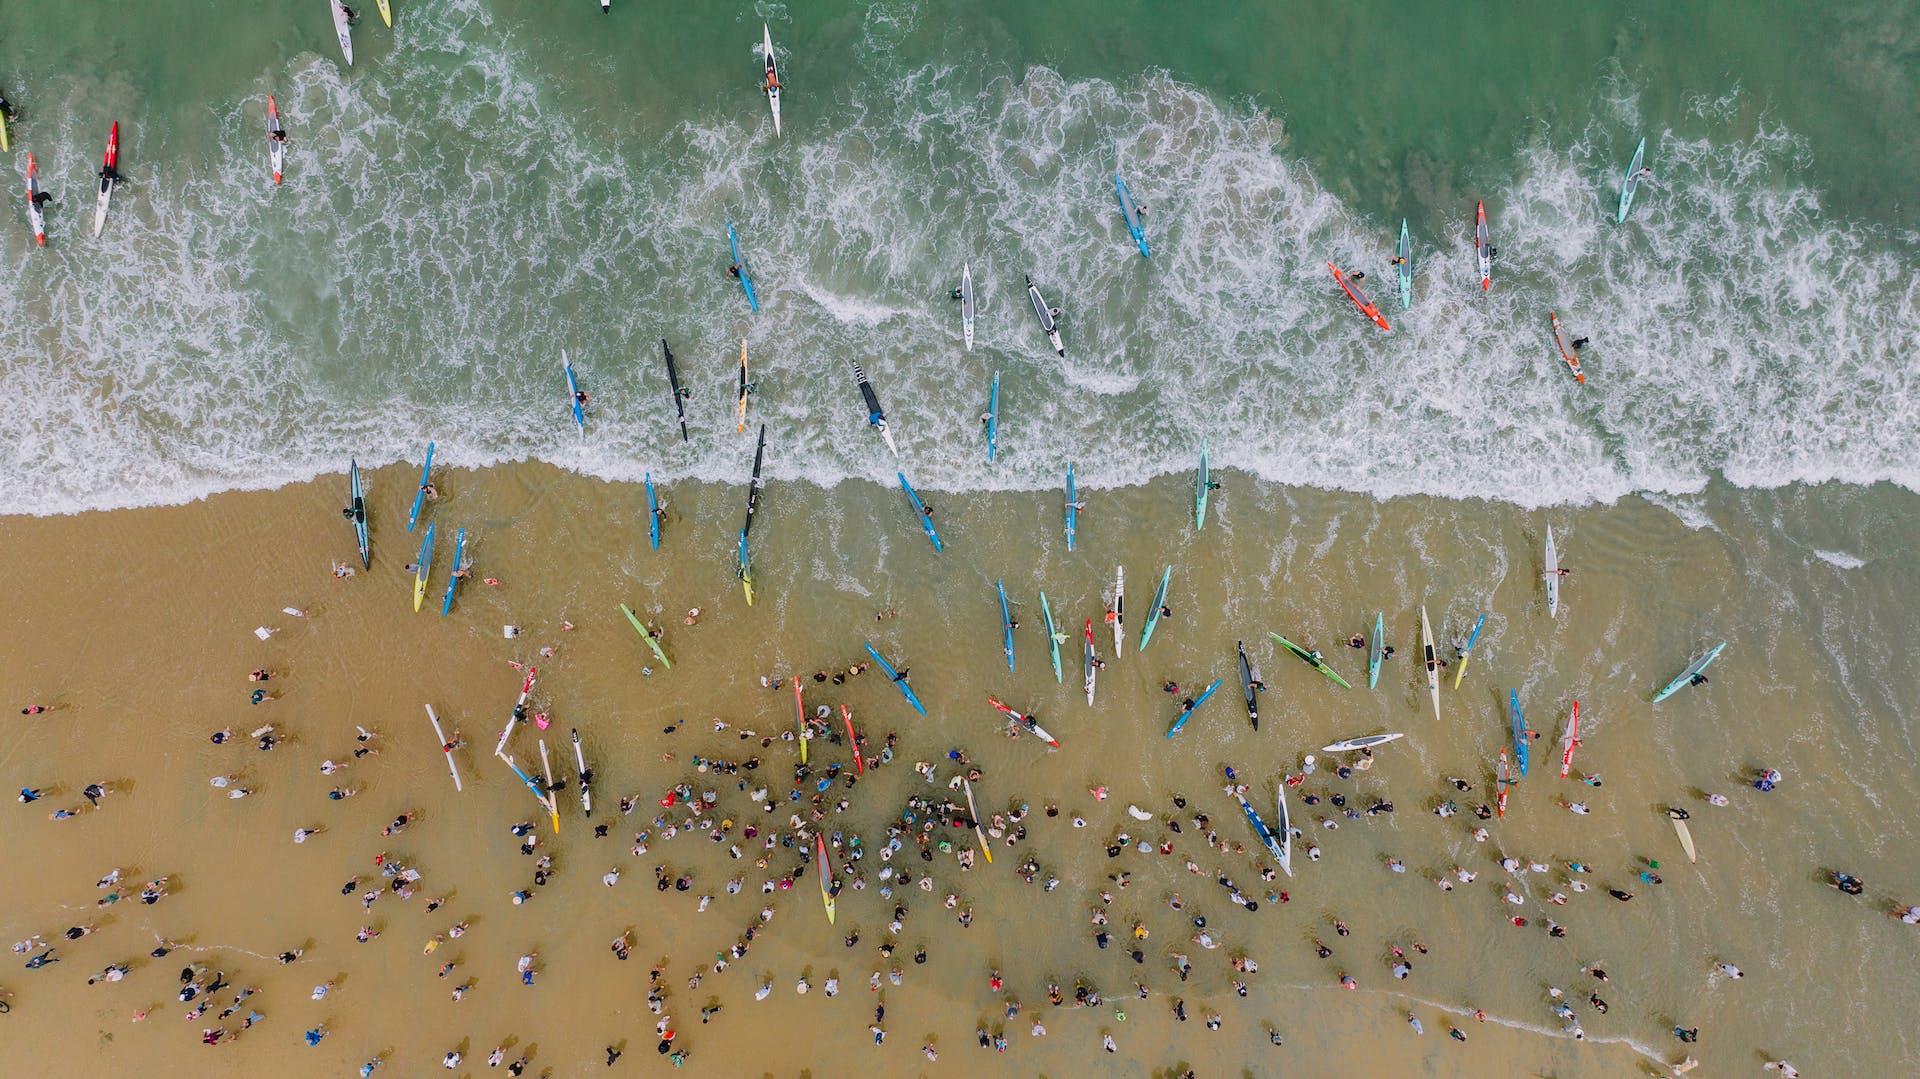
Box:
[1549,312,1587,384]
[1329,263,1390,331]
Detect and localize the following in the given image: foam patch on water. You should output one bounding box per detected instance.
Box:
[1813,549,1865,569]
[3,7,1916,516]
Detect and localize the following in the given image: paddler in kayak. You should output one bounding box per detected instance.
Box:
[0,95,15,124]
[29,184,52,216]
[97,155,123,190]
[764,68,781,93]
[338,4,360,26]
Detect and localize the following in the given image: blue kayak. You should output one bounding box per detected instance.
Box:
[897,473,943,551]
[562,351,586,438]
[645,472,660,551]
[1064,463,1077,551]
[1114,172,1149,258]
[863,643,926,716]
[1139,565,1173,650]
[1509,689,1529,777]
[985,372,1000,462]
[1164,678,1224,738]
[441,527,466,616]
[407,441,434,533]
[347,459,369,569]
[727,220,759,313]
[997,580,1014,673]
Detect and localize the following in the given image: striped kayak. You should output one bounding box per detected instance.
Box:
[816,834,835,924]
[1064,463,1077,550]
[1138,565,1172,650]
[1026,275,1065,356]
[1368,611,1384,690]
[960,261,975,351]
[1653,642,1726,703]
[1616,136,1647,223]
[984,372,999,462]
[727,220,759,312]
[986,697,1059,748]
[1452,613,1487,689]
[736,340,750,433]
[1082,620,1096,706]
[1509,689,1529,777]
[562,350,586,438]
[663,339,690,442]
[1323,732,1403,753]
[1270,632,1351,689]
[1544,526,1560,617]
[1165,678,1223,738]
[645,473,660,550]
[1195,439,1210,530]
[619,603,672,669]
[962,777,992,863]
[1236,640,1259,730]
[997,580,1015,672]
[863,643,926,716]
[1232,789,1286,870]
[329,0,354,65]
[440,527,466,616]
[346,459,370,568]
[1040,591,1063,682]
[411,522,435,613]
[738,425,767,604]
[1558,701,1580,778]
[1329,262,1390,331]
[1475,200,1491,291]
[897,473,943,551]
[1420,604,1441,721]
[1396,218,1413,309]
[1109,566,1125,659]
[407,441,435,532]
[792,676,807,765]
[1550,313,1587,384]
[1113,172,1148,258]
[1495,748,1512,818]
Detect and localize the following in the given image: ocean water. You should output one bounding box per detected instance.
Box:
[0,0,1914,513]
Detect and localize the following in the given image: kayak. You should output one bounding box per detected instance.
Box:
[997,580,1015,672]
[850,360,897,456]
[1232,790,1286,869]
[1452,613,1487,689]
[1139,565,1173,650]
[1653,642,1727,703]
[424,704,462,791]
[619,603,672,669]
[1544,526,1560,617]
[25,153,45,247]
[1397,218,1413,309]
[572,728,592,816]
[762,24,782,137]
[1368,611,1384,690]
[1617,136,1647,223]
[1113,172,1149,258]
[1558,701,1580,778]
[493,665,537,757]
[863,642,926,716]
[839,706,864,774]
[0,98,8,152]
[1322,732,1404,753]
[1509,689,1529,777]
[1025,275,1065,356]
[738,424,766,604]
[1549,313,1587,384]
[1274,785,1293,876]
[986,697,1059,748]
[1165,678,1223,738]
[984,372,999,462]
[537,737,559,832]
[736,339,750,433]
[1039,591,1063,682]
[440,527,466,616]
[91,121,118,238]
[267,96,286,184]
[329,0,354,65]
[815,835,835,924]
[347,459,369,568]
[897,472,943,552]
[645,472,660,550]
[1109,566,1125,659]
[792,676,808,765]
[375,0,392,28]
[1195,439,1210,530]
[1270,632,1352,689]
[1495,748,1512,818]
[727,220,759,312]
[1329,262,1390,331]
[1082,620,1096,706]
[407,441,435,532]
[1475,201,1491,291]
[411,521,435,613]
[562,350,586,438]
[662,339,690,443]
[1419,604,1440,721]
[1064,463,1077,551]
[1236,640,1259,730]
[960,262,975,351]
[962,777,992,862]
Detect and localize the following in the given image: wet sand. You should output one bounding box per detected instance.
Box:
[1,462,1914,1076]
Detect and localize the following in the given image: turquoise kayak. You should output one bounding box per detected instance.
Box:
[1114,172,1149,258]
[347,459,369,569]
[1040,591,1062,683]
[864,643,927,716]
[1617,136,1647,224]
[1138,565,1173,650]
[1368,611,1384,689]
[985,373,999,462]
[1653,641,1726,702]
[897,473,943,552]
[440,527,466,616]
[996,580,1014,673]
[1509,689,1529,777]
[1164,678,1223,738]
[1064,463,1077,551]
[727,220,759,313]
[563,351,586,438]
[645,473,660,551]
[1397,218,1412,309]
[407,441,434,533]
[1195,439,1209,530]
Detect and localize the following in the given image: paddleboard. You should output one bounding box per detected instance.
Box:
[738,425,766,604]
[1233,790,1286,869]
[572,728,592,816]
[1420,605,1440,721]
[1026,274,1064,356]
[851,359,897,456]
[424,704,462,791]
[24,153,45,247]
[1329,262,1390,331]
[91,121,118,238]
[407,441,434,532]
[1495,748,1512,818]
[736,339,750,433]
[1670,810,1698,863]
[840,705,864,774]
[1274,784,1292,876]
[1653,642,1726,703]
[1139,564,1172,650]
[537,738,560,831]
[897,472,943,551]
[375,0,392,28]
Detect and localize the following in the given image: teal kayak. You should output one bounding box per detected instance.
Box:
[864,643,927,716]
[897,473,943,552]
[1368,611,1384,689]
[563,350,586,438]
[1616,136,1647,224]
[1138,565,1173,650]
[985,372,999,462]
[1164,678,1223,738]
[440,527,466,616]
[346,459,369,569]
[1114,172,1149,258]
[645,472,660,551]
[1397,218,1412,309]
[1509,689,1529,777]
[727,220,759,313]
[1653,641,1726,702]
[996,580,1014,673]
[407,441,434,533]
[1270,632,1352,689]
[1064,463,1077,551]
[1195,439,1210,530]
[1039,591,1062,682]
[1232,788,1286,867]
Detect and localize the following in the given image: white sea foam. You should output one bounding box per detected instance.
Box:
[1813,549,1865,570]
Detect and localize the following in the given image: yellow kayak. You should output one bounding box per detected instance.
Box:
[376,0,392,27]
[411,522,435,613]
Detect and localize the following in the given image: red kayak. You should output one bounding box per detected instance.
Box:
[839,705,865,774]
[25,153,46,246]
[92,121,119,237]
[1329,262,1390,331]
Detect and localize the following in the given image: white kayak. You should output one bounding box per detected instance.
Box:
[1322,732,1404,753]
[1110,566,1125,659]
[762,23,781,136]
[267,96,287,185]
[329,0,354,66]
[960,261,974,351]
[1544,526,1560,617]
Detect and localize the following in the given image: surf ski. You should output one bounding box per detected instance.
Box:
[1164,679,1222,738]
[1397,218,1412,309]
[1329,262,1390,331]
[407,441,435,532]
[792,677,808,764]
[736,339,750,433]
[986,697,1059,748]
[1109,566,1125,659]
[1232,789,1287,872]
[375,0,392,27]
[1495,748,1512,818]
[1113,172,1149,258]
[0,90,9,152]
[896,472,943,551]
[997,580,1015,672]
[960,261,975,351]
[655,338,689,442]
[761,23,781,136]
[816,835,835,924]
[1653,642,1726,703]
[1064,463,1077,551]
[1274,786,1293,875]
[619,603,672,669]
[1040,591,1063,682]
[1544,526,1560,617]
[440,527,466,616]
[1452,613,1487,689]
[1270,632,1352,689]
[850,360,897,456]
[1237,640,1260,730]
[840,705,864,774]
[267,96,286,184]
[962,777,992,862]
[411,522,435,613]
[1195,440,1211,530]
[1668,807,1698,863]
[1510,690,1529,777]
[645,473,660,550]
[727,220,759,312]
[1420,605,1441,721]
[1558,701,1580,778]
[1322,732,1403,753]
[1368,611,1385,690]
[1082,620,1097,706]
[24,153,45,247]
[1139,565,1173,650]
[863,642,926,716]
[329,0,354,65]
[424,704,462,791]
[562,349,586,438]
[536,738,559,830]
[91,121,119,237]
[572,728,591,815]
[1475,200,1491,290]
[1550,313,1587,384]
[738,424,766,604]
[346,459,369,568]
[984,372,999,462]
[1617,136,1647,223]
[1025,275,1065,356]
